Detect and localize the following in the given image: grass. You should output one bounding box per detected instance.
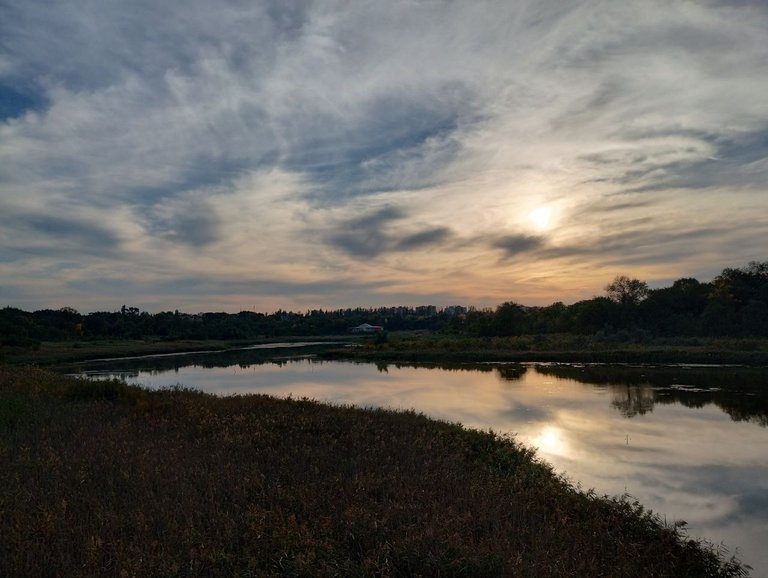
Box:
[0,336,353,366]
[0,366,748,577]
[4,333,768,368]
[0,339,243,366]
[321,332,768,366]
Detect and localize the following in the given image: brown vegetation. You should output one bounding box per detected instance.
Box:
[0,339,242,366]
[0,367,747,577]
[322,332,768,366]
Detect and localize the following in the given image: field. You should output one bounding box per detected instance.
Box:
[0,366,747,577]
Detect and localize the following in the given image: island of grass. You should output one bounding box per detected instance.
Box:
[0,367,748,577]
[320,332,768,366]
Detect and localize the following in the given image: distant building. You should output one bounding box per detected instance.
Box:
[350,323,384,333]
[443,305,467,316]
[415,305,438,317]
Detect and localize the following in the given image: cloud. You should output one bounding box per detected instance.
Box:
[147,199,221,248]
[326,207,454,259]
[536,226,740,270]
[620,129,768,194]
[493,235,545,258]
[639,463,768,527]
[25,215,119,251]
[1,0,768,310]
[395,228,453,252]
[326,207,402,259]
[0,201,132,262]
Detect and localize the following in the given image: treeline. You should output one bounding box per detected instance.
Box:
[1,261,767,346]
[462,261,768,340]
[0,305,464,346]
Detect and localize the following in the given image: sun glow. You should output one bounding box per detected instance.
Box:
[533,425,569,457]
[529,206,552,230]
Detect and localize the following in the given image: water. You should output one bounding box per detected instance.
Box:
[70,347,768,576]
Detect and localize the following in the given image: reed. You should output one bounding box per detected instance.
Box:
[0,367,747,577]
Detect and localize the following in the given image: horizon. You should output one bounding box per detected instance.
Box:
[2,2,767,313]
[1,265,734,317]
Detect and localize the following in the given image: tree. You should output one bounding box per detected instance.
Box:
[487,301,528,336]
[639,278,710,336]
[712,261,768,308]
[605,276,649,306]
[570,297,621,334]
[704,261,768,336]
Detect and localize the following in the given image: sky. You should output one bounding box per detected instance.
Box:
[1,0,767,313]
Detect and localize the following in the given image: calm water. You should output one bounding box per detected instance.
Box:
[71,346,768,576]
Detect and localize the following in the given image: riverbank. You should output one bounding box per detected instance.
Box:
[4,333,768,368]
[321,333,768,366]
[0,367,747,577]
[0,336,352,366]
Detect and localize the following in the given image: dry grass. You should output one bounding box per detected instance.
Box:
[0,367,747,577]
[323,333,768,365]
[0,339,244,366]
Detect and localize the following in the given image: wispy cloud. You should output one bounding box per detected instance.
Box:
[493,235,545,259]
[1,0,767,310]
[327,207,454,259]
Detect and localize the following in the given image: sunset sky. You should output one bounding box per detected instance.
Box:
[2,0,767,313]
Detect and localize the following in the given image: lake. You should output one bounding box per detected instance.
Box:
[70,344,768,576]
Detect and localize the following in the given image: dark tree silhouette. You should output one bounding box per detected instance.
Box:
[605,275,649,306]
[3,262,768,343]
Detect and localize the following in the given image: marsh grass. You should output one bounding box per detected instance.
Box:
[0,336,356,366]
[0,367,748,577]
[324,333,768,365]
[0,339,245,366]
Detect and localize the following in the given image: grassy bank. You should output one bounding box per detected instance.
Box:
[0,336,351,366]
[0,367,747,577]
[0,339,243,366]
[4,333,768,367]
[321,333,768,366]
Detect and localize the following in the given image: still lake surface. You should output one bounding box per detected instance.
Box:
[71,344,768,576]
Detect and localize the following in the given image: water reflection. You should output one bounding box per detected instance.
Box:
[70,352,768,575]
[531,425,570,458]
[535,364,768,426]
[64,343,340,374]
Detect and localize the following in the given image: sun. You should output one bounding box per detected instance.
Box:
[529,206,552,230]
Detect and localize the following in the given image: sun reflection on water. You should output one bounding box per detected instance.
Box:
[532,425,570,458]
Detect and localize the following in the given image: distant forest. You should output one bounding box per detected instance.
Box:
[2,261,767,346]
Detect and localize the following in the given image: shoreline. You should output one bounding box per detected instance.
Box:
[0,366,749,577]
[319,346,768,366]
[4,333,768,367]
[0,336,355,366]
